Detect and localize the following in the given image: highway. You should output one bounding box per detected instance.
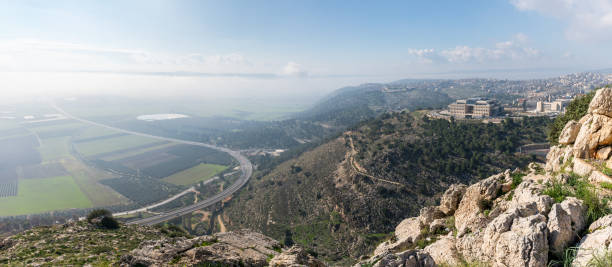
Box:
[51,103,253,226]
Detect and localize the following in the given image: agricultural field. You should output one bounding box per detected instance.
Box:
[163,163,228,186]
[73,134,162,157]
[0,175,92,216]
[0,102,241,217]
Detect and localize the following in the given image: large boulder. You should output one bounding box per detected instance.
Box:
[418,206,445,226]
[589,170,612,184]
[573,158,594,177]
[374,217,423,255]
[547,197,587,255]
[596,146,612,160]
[559,120,582,145]
[363,249,435,267]
[424,236,461,266]
[573,215,612,267]
[269,246,326,267]
[588,87,612,118]
[546,145,573,172]
[438,184,467,215]
[120,230,282,267]
[454,173,505,235]
[456,210,549,267]
[506,179,554,215]
[573,114,612,159]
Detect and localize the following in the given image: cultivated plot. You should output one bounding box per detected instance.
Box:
[0,175,92,216]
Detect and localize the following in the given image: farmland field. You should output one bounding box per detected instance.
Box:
[73,135,161,157]
[37,137,71,162]
[0,175,92,216]
[163,163,228,186]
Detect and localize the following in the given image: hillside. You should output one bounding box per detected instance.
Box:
[0,219,322,266]
[357,87,612,267]
[297,83,453,127]
[221,112,550,264]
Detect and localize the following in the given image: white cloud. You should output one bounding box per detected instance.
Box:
[280,62,308,77]
[0,39,253,73]
[510,0,612,41]
[408,34,540,64]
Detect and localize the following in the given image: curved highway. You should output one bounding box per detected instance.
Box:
[51,103,253,226]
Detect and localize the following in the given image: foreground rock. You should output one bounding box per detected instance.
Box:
[573,215,612,266]
[120,229,283,267]
[269,246,326,267]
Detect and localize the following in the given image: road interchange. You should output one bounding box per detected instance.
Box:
[51,103,253,225]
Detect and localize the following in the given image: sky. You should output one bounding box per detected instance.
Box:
[1,0,612,101]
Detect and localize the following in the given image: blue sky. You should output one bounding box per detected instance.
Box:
[0,0,611,100]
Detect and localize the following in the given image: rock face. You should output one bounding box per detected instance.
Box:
[121,229,284,267]
[423,236,461,266]
[588,87,612,118]
[358,249,435,267]
[573,114,612,158]
[573,215,612,267]
[269,246,326,267]
[546,197,587,255]
[454,172,505,235]
[597,146,612,160]
[438,184,467,215]
[558,120,581,145]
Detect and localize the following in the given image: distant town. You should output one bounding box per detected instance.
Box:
[429,71,612,121]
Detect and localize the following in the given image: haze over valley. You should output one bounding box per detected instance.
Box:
[1,1,612,266]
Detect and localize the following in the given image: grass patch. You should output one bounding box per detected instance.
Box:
[0,175,92,216]
[601,182,612,190]
[74,135,160,157]
[511,172,525,189]
[162,163,229,186]
[588,250,612,267]
[543,173,611,224]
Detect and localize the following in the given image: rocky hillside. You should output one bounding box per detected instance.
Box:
[221,111,549,264]
[0,219,324,266]
[357,88,612,267]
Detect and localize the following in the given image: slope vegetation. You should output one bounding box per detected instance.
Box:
[222,112,550,263]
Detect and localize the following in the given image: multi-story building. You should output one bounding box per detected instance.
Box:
[535,99,572,113]
[448,98,501,118]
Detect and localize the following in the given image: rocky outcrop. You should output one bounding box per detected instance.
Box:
[269,246,326,267]
[438,184,467,215]
[120,229,283,267]
[546,197,587,255]
[573,114,612,158]
[374,217,423,255]
[573,215,612,266]
[423,236,461,266]
[573,158,594,176]
[559,120,581,145]
[588,87,612,118]
[545,145,573,172]
[358,249,435,267]
[454,172,506,235]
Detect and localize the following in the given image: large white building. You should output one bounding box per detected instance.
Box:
[535,99,572,113]
[448,98,501,118]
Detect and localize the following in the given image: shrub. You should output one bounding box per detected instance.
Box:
[99,216,120,230]
[86,209,119,229]
[543,174,611,224]
[86,209,111,223]
[511,172,525,189]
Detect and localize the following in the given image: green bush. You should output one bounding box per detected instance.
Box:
[548,91,596,144]
[86,209,119,229]
[543,174,610,224]
[86,209,112,223]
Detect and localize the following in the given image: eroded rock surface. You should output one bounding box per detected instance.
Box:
[120,229,283,267]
